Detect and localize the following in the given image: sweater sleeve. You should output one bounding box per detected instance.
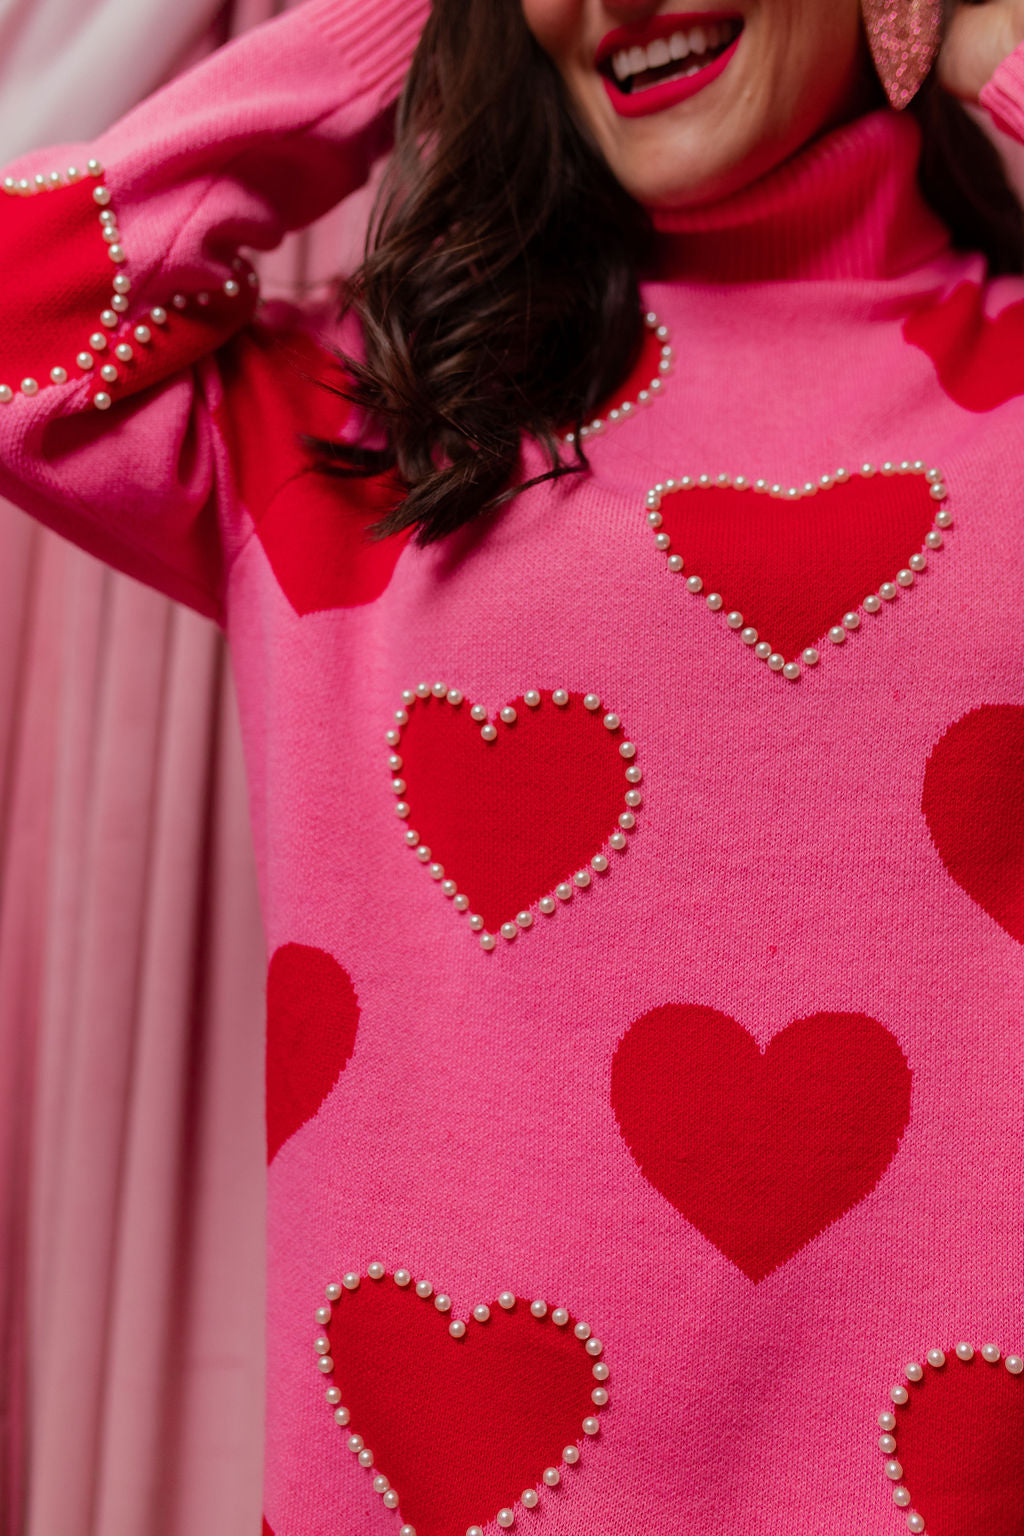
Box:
[0,0,429,621]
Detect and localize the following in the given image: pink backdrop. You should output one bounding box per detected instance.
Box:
[0,1,375,1529]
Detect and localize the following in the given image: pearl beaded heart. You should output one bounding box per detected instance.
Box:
[314,1266,607,1536]
[390,685,641,949]
[644,461,950,679]
[0,165,254,411]
[562,310,672,448]
[876,1341,1024,1535]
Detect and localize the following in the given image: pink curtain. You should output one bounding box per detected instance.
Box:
[0,2,338,1530]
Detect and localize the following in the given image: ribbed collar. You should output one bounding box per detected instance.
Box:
[648,108,951,283]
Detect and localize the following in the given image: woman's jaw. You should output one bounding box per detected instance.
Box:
[522,0,878,212]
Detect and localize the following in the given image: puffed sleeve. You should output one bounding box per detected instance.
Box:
[0,0,428,620]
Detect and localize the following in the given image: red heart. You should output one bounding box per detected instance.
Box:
[885,1348,1024,1535]
[396,691,635,934]
[322,1275,600,1536]
[265,944,360,1164]
[922,705,1024,947]
[903,281,1024,412]
[610,1005,912,1282]
[653,472,940,662]
[214,317,409,614]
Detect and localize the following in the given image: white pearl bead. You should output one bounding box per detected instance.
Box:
[755,641,772,660]
[1006,1355,1023,1375]
[373,1475,390,1494]
[539,897,556,914]
[929,482,947,500]
[500,706,517,724]
[552,690,569,707]
[829,626,846,645]
[93,185,111,205]
[573,869,591,888]
[497,1510,515,1529]
[893,1487,912,1507]
[618,812,636,830]
[555,883,573,901]
[521,1490,539,1509]
[934,508,952,528]
[50,366,67,384]
[467,1528,484,1536]
[591,1387,609,1406]
[878,1412,896,1431]
[314,1335,330,1353]
[591,854,609,874]
[449,1319,466,1338]
[619,740,636,758]
[530,1299,547,1318]
[879,582,897,601]
[498,1292,516,1310]
[0,386,12,403]
[149,308,168,325]
[646,508,663,525]
[609,832,626,850]
[955,1342,973,1361]
[906,1513,925,1533]
[326,1385,341,1403]
[473,1304,491,1323]
[316,1356,333,1377]
[783,662,801,681]
[94,392,112,411]
[861,463,876,477]
[516,910,533,927]
[394,1270,411,1287]
[574,1321,591,1340]
[767,653,784,671]
[685,575,703,594]
[325,1282,342,1301]
[582,1417,600,1436]
[908,553,927,573]
[399,1526,416,1536]
[726,611,744,629]
[625,765,642,783]
[130,322,150,343]
[100,365,118,384]
[891,1385,909,1404]
[885,1460,904,1480]
[863,594,881,613]
[896,569,914,588]
[343,1272,360,1291]
[665,555,683,575]
[741,627,759,646]
[925,530,943,549]
[454,895,470,912]
[904,1362,923,1382]
[348,1435,364,1454]
[843,611,861,630]
[114,343,133,363]
[603,712,620,731]
[20,378,38,396]
[415,1280,433,1299]
[480,933,497,950]
[654,532,671,551]
[334,1406,350,1424]
[552,1308,570,1327]
[480,725,497,742]
[470,704,487,722]
[879,1434,897,1454]
[469,915,484,930]
[802,648,820,666]
[982,1344,1001,1363]
[583,694,601,711]
[447,689,464,705]
[434,1293,452,1312]
[358,1448,374,1468]
[593,1362,609,1381]
[500,922,517,941]
[926,1349,945,1369]
[382,1491,400,1510]
[706,593,723,611]
[543,1468,560,1487]
[524,691,541,708]
[442,880,457,897]
[881,461,896,476]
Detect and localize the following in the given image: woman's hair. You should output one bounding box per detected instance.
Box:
[313,0,1024,545]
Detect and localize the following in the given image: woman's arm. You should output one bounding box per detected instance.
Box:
[0,0,428,620]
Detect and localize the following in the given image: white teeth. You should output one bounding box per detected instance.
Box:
[628,44,647,74]
[669,31,690,60]
[646,37,671,68]
[688,24,707,55]
[613,49,631,80]
[610,19,736,86]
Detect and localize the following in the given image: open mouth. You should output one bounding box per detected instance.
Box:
[598,16,743,96]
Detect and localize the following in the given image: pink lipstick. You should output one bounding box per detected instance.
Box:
[596,12,743,119]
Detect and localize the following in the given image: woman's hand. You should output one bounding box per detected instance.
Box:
[939,0,1024,101]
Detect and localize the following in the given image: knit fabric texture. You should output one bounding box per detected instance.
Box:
[1,3,1024,1532]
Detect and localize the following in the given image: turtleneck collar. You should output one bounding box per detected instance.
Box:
[647,108,951,284]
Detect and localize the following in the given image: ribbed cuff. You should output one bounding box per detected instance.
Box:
[299,0,431,106]
[979,38,1024,146]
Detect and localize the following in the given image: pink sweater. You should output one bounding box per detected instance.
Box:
[3,4,1024,1533]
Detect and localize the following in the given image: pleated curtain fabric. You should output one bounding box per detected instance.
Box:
[0,2,312,1531]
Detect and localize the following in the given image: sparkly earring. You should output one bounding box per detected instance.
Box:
[861,0,943,110]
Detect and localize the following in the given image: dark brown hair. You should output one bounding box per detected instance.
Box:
[313,0,1023,544]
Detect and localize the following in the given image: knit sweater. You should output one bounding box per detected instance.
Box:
[3,4,1024,1533]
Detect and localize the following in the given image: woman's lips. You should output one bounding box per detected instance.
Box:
[596,12,743,121]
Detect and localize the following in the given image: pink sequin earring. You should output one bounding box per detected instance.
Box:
[861,0,943,110]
